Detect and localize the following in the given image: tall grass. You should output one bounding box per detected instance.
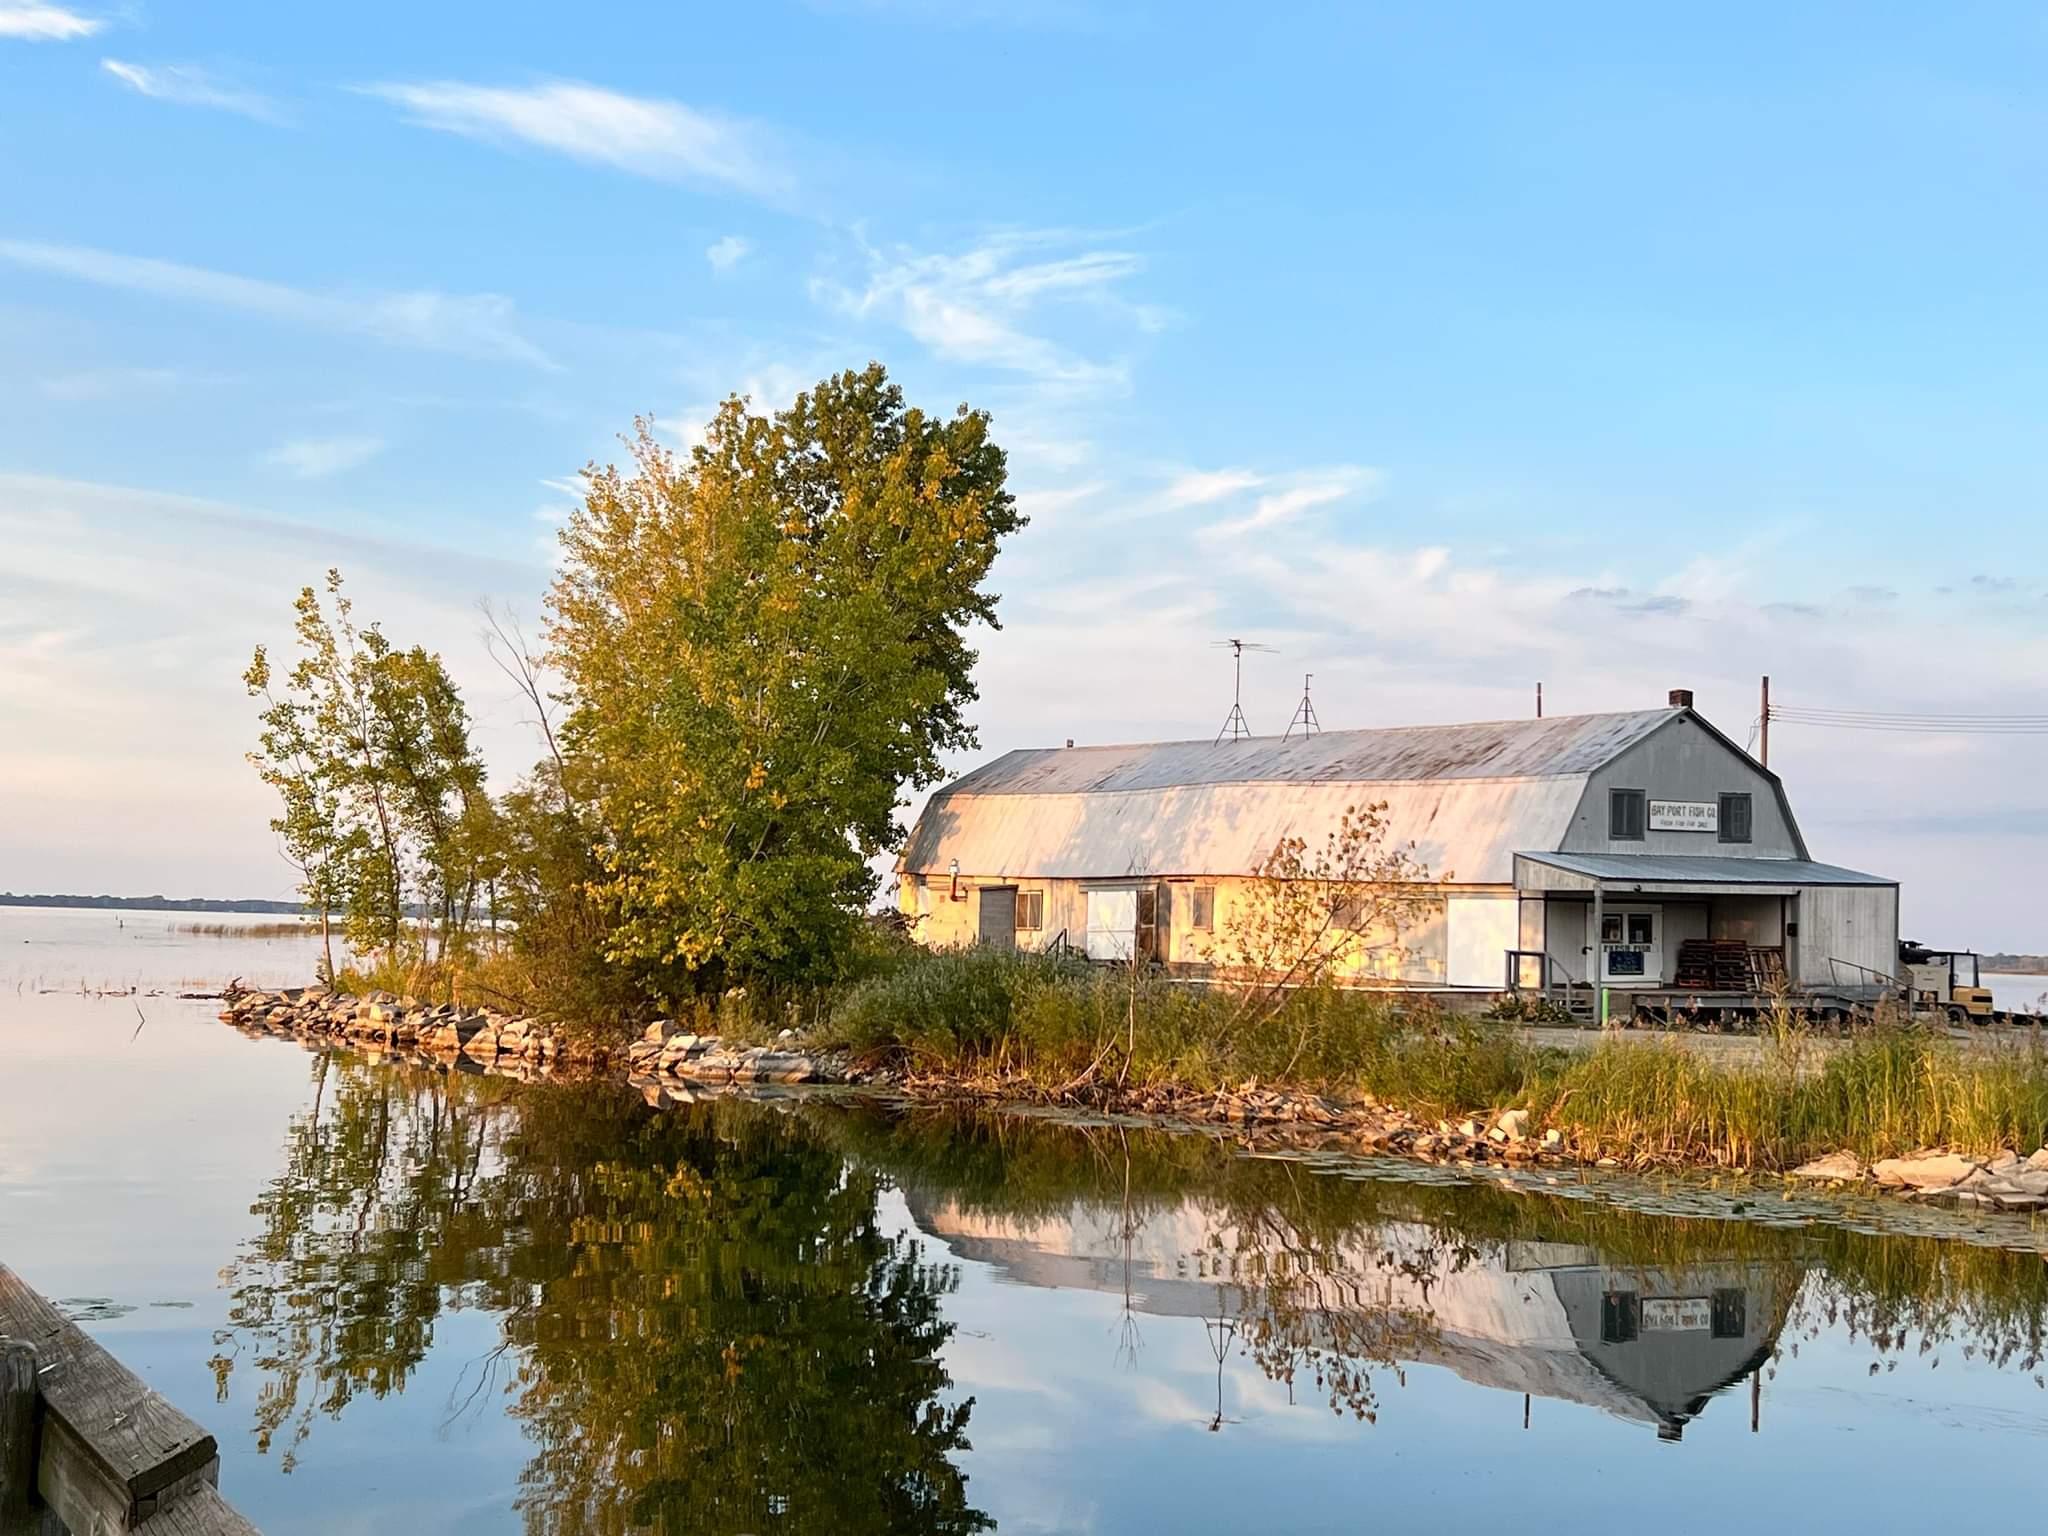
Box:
[820,946,2048,1169]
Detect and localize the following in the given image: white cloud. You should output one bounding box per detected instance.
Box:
[359,80,792,200]
[0,472,546,897]
[705,234,751,274]
[1196,468,1384,539]
[1162,468,1262,507]
[0,239,553,366]
[814,230,1147,389]
[100,59,282,121]
[0,4,101,40]
[263,434,383,479]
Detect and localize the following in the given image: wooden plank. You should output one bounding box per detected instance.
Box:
[0,1266,218,1532]
[1,1337,37,1528]
[132,1485,260,1536]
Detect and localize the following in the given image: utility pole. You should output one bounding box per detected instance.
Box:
[1536,682,1543,719]
[1760,675,1770,767]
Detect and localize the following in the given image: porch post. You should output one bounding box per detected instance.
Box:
[1590,884,1606,1025]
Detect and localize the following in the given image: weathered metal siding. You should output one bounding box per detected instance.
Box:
[1795,886,1899,988]
[943,710,1677,798]
[1561,716,1805,858]
[1710,896,1785,947]
[903,777,1588,886]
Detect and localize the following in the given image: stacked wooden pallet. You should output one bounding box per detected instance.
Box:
[1673,939,1753,990]
[1749,946,1788,992]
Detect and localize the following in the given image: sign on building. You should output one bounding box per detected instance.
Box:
[1649,799,1718,832]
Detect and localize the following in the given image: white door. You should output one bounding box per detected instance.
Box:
[1599,906,1663,985]
[1084,888,1137,961]
[1447,897,1519,988]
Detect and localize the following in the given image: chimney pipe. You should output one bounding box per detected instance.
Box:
[1669,688,1694,709]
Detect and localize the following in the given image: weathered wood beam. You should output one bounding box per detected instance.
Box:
[0,1265,252,1534]
[1,1337,38,1529]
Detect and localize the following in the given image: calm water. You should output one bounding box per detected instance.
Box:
[3,909,2046,1534]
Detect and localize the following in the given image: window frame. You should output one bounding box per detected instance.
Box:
[1718,791,1753,844]
[1610,787,1647,842]
[1015,890,1044,932]
[1189,885,1215,931]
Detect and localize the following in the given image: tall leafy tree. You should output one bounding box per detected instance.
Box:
[548,364,1021,991]
[246,570,491,959]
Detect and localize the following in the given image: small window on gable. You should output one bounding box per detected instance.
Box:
[1610,788,1646,841]
[1016,891,1044,931]
[1719,792,1753,844]
[1189,885,1215,931]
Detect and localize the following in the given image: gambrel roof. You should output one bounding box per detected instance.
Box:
[902,708,1726,884]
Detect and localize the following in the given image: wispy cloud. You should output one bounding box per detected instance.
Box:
[0,4,101,40]
[706,234,751,274]
[101,59,283,121]
[1162,468,1262,507]
[358,79,792,200]
[0,239,553,366]
[814,229,1147,389]
[1196,468,1384,538]
[263,434,383,479]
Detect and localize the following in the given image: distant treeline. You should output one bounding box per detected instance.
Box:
[0,892,304,914]
[1984,954,2048,975]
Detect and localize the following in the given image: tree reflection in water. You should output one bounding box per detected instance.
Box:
[214,1056,2048,1529]
[213,1055,988,1535]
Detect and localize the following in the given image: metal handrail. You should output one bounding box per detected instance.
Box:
[1825,955,1902,993]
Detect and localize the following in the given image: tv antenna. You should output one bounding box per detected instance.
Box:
[1284,673,1321,739]
[1212,638,1274,743]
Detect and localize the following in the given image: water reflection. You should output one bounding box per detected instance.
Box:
[212,1054,2048,1532]
[214,1058,988,1534]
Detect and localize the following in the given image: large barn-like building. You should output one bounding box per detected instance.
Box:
[898,692,1899,1004]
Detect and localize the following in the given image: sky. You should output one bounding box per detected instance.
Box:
[2,1,2045,944]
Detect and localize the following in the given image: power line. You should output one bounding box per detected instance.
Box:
[1770,703,2048,735]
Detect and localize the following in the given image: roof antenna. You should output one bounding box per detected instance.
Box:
[1284,673,1321,740]
[1212,638,1274,743]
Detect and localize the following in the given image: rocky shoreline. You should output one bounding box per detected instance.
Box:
[216,984,2048,1209]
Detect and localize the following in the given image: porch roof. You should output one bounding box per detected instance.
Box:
[1516,852,1894,890]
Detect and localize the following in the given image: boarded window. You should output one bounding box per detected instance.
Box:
[1190,886,1215,930]
[1610,788,1646,841]
[1719,792,1753,844]
[1016,891,1044,930]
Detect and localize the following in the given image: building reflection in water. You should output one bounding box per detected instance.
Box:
[906,1190,1798,1441]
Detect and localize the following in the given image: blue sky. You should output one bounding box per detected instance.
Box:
[3,1,2045,942]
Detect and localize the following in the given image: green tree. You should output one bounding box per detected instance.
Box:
[548,364,1021,995]
[245,570,492,960]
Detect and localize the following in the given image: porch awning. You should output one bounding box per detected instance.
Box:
[1514,852,1894,896]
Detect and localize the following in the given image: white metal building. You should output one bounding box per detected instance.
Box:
[898,692,1899,1000]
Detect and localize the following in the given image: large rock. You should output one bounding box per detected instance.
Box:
[1789,1150,1868,1182]
[1871,1153,1984,1191]
[1493,1109,1530,1143]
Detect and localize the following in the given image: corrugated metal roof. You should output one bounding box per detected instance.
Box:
[1518,852,1894,886]
[902,777,1587,883]
[944,709,1679,796]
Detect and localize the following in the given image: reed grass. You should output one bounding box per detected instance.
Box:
[818,946,2048,1170]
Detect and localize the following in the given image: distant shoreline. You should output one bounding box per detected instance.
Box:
[0,893,301,915]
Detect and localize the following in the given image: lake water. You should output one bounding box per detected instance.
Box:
[3,908,2045,1533]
